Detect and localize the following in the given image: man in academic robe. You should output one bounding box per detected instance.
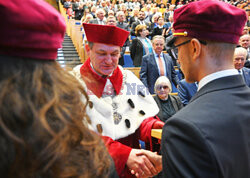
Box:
[71,23,163,178]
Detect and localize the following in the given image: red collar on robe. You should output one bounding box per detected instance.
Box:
[80,58,123,98]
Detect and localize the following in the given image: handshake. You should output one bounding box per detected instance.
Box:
[127,149,162,178]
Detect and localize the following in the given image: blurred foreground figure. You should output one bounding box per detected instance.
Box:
[162,0,250,177]
[0,0,115,177]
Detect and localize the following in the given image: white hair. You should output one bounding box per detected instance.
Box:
[95,8,105,16]
[154,76,172,93]
[234,47,247,59]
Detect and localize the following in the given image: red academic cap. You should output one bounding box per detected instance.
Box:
[83,23,130,47]
[0,0,66,60]
[170,0,247,45]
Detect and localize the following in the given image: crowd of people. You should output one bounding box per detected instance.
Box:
[61,0,249,65]
[62,0,250,98]
[1,0,250,178]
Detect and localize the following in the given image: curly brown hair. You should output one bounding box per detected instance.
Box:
[0,56,112,178]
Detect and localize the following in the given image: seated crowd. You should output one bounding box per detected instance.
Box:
[61,0,250,71]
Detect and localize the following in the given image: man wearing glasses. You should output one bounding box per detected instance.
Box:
[161,0,250,177]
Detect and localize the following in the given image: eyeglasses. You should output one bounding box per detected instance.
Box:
[172,39,207,49]
[156,85,169,90]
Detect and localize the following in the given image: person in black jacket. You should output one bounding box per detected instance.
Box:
[161,1,250,177]
[154,76,183,122]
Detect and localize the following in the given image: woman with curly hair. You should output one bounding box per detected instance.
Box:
[0,0,116,177]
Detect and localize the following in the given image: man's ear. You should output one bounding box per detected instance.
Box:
[190,38,201,61]
[85,43,91,57]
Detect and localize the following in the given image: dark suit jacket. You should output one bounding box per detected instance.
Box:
[151,26,164,39]
[117,22,130,66]
[244,60,250,68]
[154,95,183,122]
[140,53,179,94]
[178,79,198,106]
[72,2,83,20]
[129,16,137,27]
[162,75,250,178]
[242,67,250,87]
[129,37,144,67]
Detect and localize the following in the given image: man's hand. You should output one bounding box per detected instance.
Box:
[138,150,162,173]
[127,149,158,177]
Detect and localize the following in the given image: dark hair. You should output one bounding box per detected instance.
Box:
[0,56,111,177]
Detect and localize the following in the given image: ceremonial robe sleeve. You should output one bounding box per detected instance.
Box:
[139,117,160,148]
[102,136,132,176]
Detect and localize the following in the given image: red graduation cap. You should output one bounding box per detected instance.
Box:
[0,0,66,60]
[172,0,247,44]
[83,23,130,47]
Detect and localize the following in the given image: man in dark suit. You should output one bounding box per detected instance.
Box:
[131,11,152,37]
[161,1,250,178]
[140,35,179,94]
[177,79,197,106]
[72,0,84,20]
[234,47,250,87]
[239,34,250,68]
[116,11,130,66]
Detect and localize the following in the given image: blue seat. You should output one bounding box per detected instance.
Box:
[123,54,134,67]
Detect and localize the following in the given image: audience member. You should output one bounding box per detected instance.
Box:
[90,6,97,18]
[144,4,152,23]
[71,23,163,178]
[239,34,250,68]
[242,26,249,35]
[140,35,179,94]
[81,13,93,24]
[129,7,140,27]
[106,15,117,25]
[162,14,173,38]
[131,11,152,36]
[107,9,114,16]
[154,76,183,122]
[63,0,72,9]
[89,8,106,25]
[164,4,175,22]
[234,47,250,87]
[151,16,166,38]
[72,0,84,20]
[165,35,179,66]
[0,0,117,177]
[130,24,153,66]
[116,11,130,66]
[162,1,250,177]
[177,79,198,106]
